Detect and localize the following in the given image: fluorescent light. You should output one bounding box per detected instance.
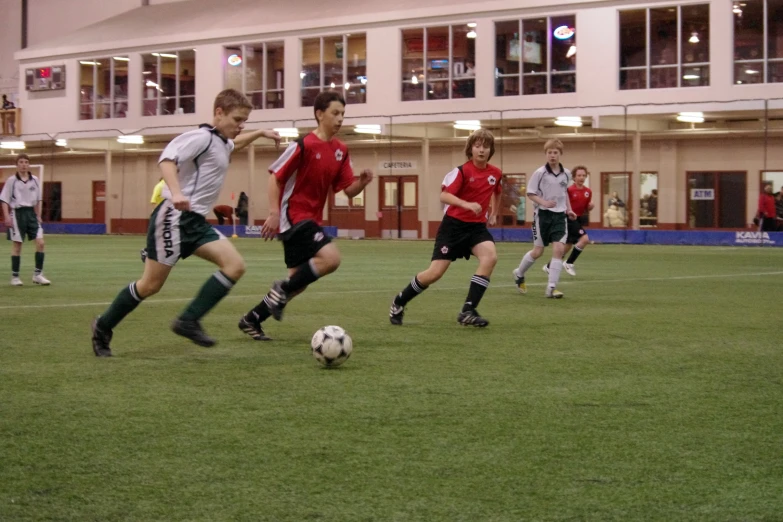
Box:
[0,141,25,149]
[467,22,477,28]
[454,120,481,131]
[745,69,759,74]
[554,116,583,127]
[354,124,382,135]
[677,112,704,123]
[112,56,129,61]
[79,61,101,66]
[330,82,336,89]
[683,74,700,80]
[344,82,351,90]
[152,53,178,58]
[689,33,699,44]
[300,72,306,79]
[117,135,144,144]
[566,45,576,58]
[467,30,477,39]
[55,139,67,147]
[411,75,419,85]
[274,128,299,138]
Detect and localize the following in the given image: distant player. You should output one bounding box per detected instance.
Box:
[543,165,593,276]
[0,153,50,286]
[389,129,501,327]
[140,178,166,263]
[91,89,280,357]
[512,139,576,298]
[238,91,373,341]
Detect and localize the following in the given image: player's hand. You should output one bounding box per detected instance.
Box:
[464,202,482,215]
[4,217,12,228]
[588,202,595,211]
[263,129,281,149]
[567,210,578,221]
[171,194,191,211]
[542,200,556,209]
[488,215,497,226]
[359,169,374,185]
[261,213,279,240]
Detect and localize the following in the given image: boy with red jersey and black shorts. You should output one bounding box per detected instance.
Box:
[544,165,593,276]
[389,129,501,327]
[238,91,373,341]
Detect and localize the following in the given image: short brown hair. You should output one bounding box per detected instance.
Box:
[572,165,589,176]
[213,89,252,115]
[313,91,346,124]
[465,129,495,161]
[543,138,564,154]
[16,153,29,164]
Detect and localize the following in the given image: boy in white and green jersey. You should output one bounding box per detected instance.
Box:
[0,153,50,286]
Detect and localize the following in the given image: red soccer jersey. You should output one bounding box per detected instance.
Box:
[442,162,502,223]
[568,184,592,217]
[270,133,354,233]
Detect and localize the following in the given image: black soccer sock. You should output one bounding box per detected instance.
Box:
[11,256,20,277]
[179,271,236,322]
[394,276,428,307]
[463,275,490,312]
[98,282,144,330]
[34,252,44,274]
[566,246,583,265]
[249,300,272,323]
[281,260,320,294]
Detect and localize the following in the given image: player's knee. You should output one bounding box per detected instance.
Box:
[137,278,164,297]
[222,257,246,281]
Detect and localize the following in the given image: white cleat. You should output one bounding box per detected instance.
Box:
[32,273,51,285]
[10,276,23,286]
[545,287,564,299]
[563,263,576,277]
[542,264,550,275]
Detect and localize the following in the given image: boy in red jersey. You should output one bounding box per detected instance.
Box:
[239,91,373,341]
[389,129,501,327]
[544,165,593,276]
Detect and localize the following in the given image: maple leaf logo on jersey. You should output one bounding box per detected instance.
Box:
[316,153,321,160]
[440,246,449,254]
[335,149,344,161]
[488,175,497,186]
[584,191,590,198]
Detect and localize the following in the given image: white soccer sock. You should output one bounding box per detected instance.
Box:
[517,252,536,276]
[548,259,563,288]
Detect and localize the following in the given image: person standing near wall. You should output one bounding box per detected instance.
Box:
[758,183,777,232]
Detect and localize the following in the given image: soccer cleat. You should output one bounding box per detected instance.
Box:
[10,276,23,286]
[545,287,564,299]
[32,273,51,285]
[512,269,527,295]
[171,318,216,347]
[264,280,288,321]
[457,309,489,327]
[91,318,113,357]
[542,263,550,275]
[238,315,272,341]
[140,248,148,263]
[563,262,576,277]
[389,300,405,326]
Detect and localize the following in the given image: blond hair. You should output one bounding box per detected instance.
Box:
[543,138,564,154]
[465,129,495,161]
[213,89,252,115]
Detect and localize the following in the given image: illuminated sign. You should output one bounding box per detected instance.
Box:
[228,54,242,66]
[553,26,575,40]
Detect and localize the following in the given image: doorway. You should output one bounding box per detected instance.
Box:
[379,175,419,238]
[92,181,106,224]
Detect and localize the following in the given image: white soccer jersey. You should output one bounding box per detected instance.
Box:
[527,163,572,213]
[159,125,235,217]
[0,173,42,209]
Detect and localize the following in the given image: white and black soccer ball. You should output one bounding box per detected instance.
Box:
[311,325,353,368]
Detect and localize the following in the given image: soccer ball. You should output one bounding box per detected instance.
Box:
[311,325,353,368]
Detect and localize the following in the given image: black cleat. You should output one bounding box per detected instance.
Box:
[389,300,405,326]
[140,248,148,263]
[457,309,489,328]
[171,318,216,347]
[265,280,288,321]
[91,318,113,357]
[238,315,272,341]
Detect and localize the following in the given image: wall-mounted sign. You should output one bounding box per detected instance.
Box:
[25,65,66,91]
[379,160,417,171]
[690,188,715,200]
[553,26,575,40]
[227,54,242,66]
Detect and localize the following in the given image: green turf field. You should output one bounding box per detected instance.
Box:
[1,236,781,521]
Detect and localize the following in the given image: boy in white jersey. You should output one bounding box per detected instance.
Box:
[512,139,577,298]
[91,89,280,357]
[0,153,50,286]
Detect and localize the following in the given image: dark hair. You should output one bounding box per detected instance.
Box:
[572,165,589,176]
[651,189,658,196]
[464,129,495,161]
[213,89,252,115]
[16,153,30,164]
[313,91,346,124]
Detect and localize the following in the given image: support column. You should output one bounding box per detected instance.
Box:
[105,150,112,233]
[420,137,430,239]
[247,144,255,226]
[632,131,641,230]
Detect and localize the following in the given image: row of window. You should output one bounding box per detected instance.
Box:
[76,0,783,119]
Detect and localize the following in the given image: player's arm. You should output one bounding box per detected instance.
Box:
[565,190,577,220]
[232,129,281,154]
[35,179,43,222]
[344,169,373,198]
[261,175,281,240]
[1,201,11,227]
[488,191,500,225]
[441,192,481,215]
[159,160,189,211]
[261,141,301,239]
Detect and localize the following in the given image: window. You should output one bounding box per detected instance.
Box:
[42,182,62,222]
[619,4,710,90]
[224,42,284,109]
[734,0,783,84]
[301,34,366,107]
[401,24,476,101]
[79,57,128,120]
[500,174,526,226]
[142,50,196,116]
[640,172,658,227]
[687,172,747,228]
[495,15,575,96]
[602,172,631,228]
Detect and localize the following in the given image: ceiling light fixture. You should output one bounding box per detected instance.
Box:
[676,112,704,123]
[453,120,481,131]
[55,139,67,147]
[0,141,25,149]
[354,124,382,135]
[689,32,699,43]
[467,30,477,39]
[467,22,477,28]
[273,128,299,138]
[117,135,144,144]
[554,116,583,127]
